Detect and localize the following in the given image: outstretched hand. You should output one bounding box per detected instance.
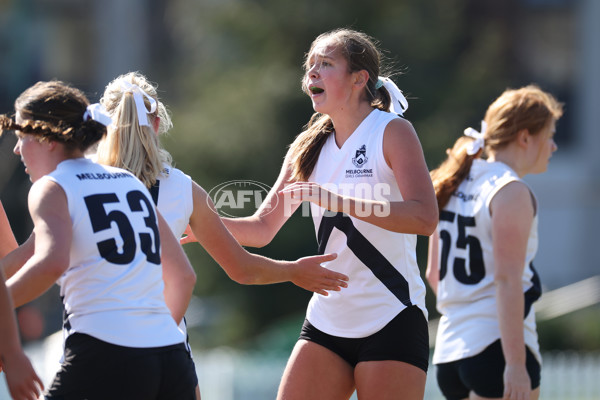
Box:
[290,253,348,296]
[180,224,197,245]
[1,350,44,400]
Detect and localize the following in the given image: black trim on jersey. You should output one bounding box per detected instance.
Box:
[317,212,412,307]
[524,263,542,318]
[61,295,71,332]
[149,180,160,206]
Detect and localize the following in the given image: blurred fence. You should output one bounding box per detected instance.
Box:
[1,337,599,400]
[195,348,600,400]
[1,276,599,399]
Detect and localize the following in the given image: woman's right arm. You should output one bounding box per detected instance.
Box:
[188,180,347,294]
[7,180,71,308]
[221,151,301,247]
[425,229,440,296]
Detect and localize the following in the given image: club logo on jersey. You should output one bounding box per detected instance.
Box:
[346,144,373,178]
[352,145,368,168]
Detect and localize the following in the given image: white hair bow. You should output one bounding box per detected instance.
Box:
[119,81,157,127]
[376,77,409,116]
[464,121,487,155]
[83,103,112,127]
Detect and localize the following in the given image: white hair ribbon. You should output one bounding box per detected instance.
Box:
[464,120,487,155]
[119,81,157,127]
[83,103,112,127]
[377,77,409,116]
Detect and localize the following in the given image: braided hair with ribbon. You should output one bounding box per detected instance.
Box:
[0,81,111,153]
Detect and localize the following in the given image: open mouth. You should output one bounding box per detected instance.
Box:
[310,86,324,94]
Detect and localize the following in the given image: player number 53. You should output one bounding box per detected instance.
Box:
[84,191,161,265]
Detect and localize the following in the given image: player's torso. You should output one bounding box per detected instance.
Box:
[47,158,183,347]
[306,109,426,337]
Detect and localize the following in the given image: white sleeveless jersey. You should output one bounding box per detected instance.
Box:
[45,158,185,348]
[149,165,194,349]
[307,109,428,338]
[432,159,542,364]
[150,165,193,239]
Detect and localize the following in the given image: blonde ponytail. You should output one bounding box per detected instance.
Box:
[97,72,172,188]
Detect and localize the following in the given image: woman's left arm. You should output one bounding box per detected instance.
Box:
[7,180,71,308]
[491,181,535,399]
[280,118,438,235]
[158,210,196,325]
[0,234,35,280]
[0,271,44,399]
[0,201,18,259]
[426,230,440,295]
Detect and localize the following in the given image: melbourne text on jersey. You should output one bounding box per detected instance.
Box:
[451,190,480,202]
[76,172,133,181]
[345,168,373,178]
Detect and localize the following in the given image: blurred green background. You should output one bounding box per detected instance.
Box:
[0,0,598,358]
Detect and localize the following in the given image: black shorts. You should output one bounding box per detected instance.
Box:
[299,305,429,372]
[435,339,541,400]
[45,333,198,400]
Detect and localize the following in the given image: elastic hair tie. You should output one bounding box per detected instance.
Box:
[377,76,408,116]
[119,81,157,127]
[83,103,112,127]
[463,120,487,155]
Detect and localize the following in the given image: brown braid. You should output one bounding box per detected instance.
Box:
[0,81,107,152]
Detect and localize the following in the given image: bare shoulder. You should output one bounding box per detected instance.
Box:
[490,181,534,217]
[28,179,66,211]
[190,179,214,219]
[191,180,209,199]
[383,117,424,165]
[384,117,417,137]
[28,179,71,246]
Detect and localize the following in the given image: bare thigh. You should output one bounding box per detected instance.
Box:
[469,387,540,400]
[277,339,355,400]
[354,360,426,400]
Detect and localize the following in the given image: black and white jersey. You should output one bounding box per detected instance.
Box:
[306,109,427,338]
[45,158,185,348]
[432,159,541,364]
[150,165,193,240]
[150,165,194,351]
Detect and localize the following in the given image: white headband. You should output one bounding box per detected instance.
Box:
[119,81,157,127]
[464,120,487,155]
[83,103,112,127]
[376,77,409,116]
